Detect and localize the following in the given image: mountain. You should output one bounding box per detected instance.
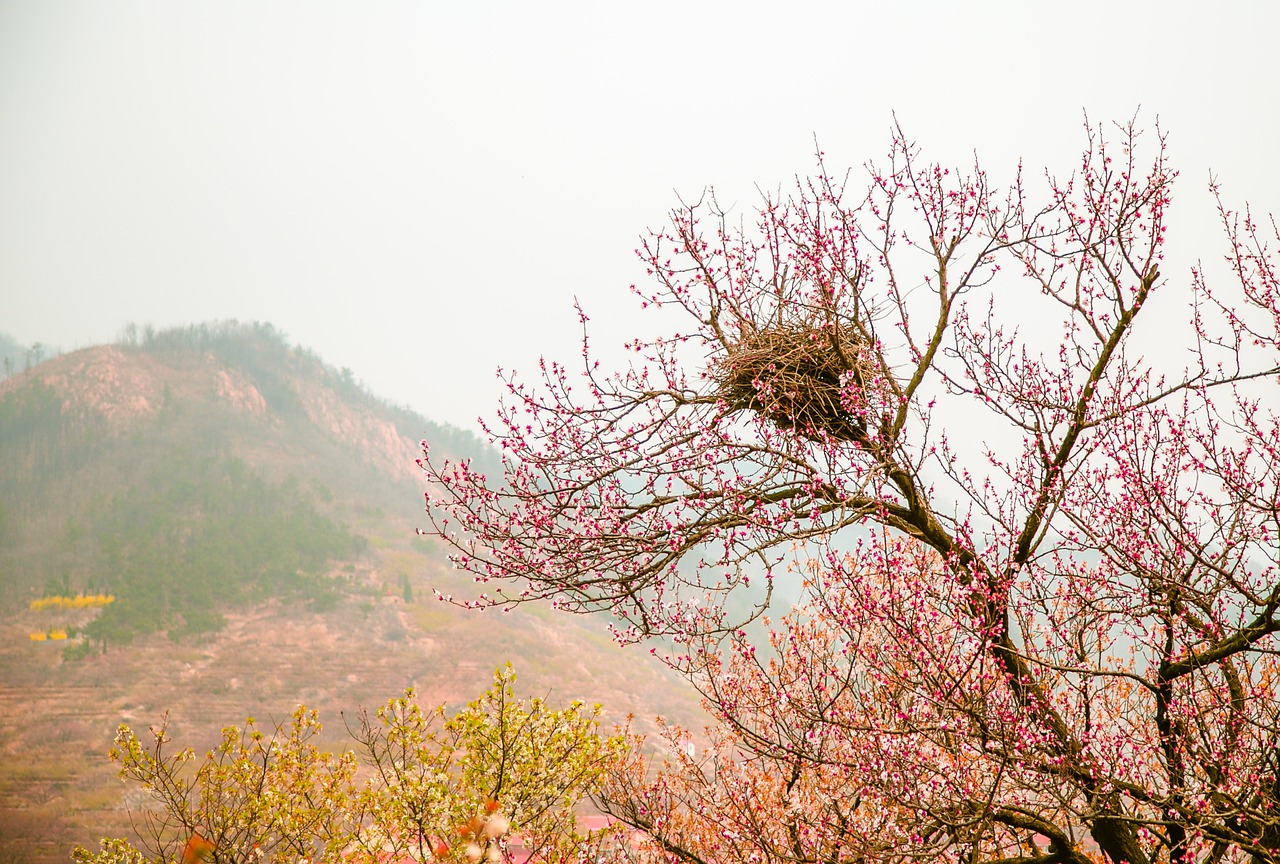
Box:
[0,322,703,863]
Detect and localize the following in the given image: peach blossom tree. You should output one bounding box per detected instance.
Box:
[421,118,1280,864]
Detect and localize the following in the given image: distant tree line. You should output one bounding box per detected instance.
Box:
[118,320,307,415]
[0,330,59,380]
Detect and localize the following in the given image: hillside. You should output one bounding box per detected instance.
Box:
[0,323,703,862]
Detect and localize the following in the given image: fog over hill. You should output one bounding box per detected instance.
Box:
[0,322,702,863]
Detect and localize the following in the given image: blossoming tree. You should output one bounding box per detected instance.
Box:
[420,118,1280,864]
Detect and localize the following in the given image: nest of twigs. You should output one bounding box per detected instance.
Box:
[714,323,876,444]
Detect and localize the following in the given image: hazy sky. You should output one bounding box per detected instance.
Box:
[2,1,1277,432]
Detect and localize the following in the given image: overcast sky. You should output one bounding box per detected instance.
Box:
[1,1,1277,432]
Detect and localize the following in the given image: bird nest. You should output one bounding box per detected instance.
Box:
[714,323,875,444]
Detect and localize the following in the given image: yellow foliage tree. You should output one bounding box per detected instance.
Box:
[73,667,627,864]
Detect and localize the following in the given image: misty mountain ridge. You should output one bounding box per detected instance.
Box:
[0,320,497,615]
[2,320,490,486]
